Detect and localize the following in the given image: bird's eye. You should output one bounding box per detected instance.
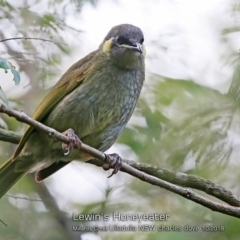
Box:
[116,36,133,46]
[140,37,144,44]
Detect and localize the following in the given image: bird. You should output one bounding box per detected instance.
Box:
[0,23,145,198]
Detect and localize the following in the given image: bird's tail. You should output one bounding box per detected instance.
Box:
[0,159,29,198]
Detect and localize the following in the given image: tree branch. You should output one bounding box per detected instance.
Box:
[89,159,240,207]
[31,174,84,240]
[1,104,240,219]
[1,112,239,208]
[0,128,22,144]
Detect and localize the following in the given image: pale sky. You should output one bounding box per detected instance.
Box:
[1,0,238,95]
[67,0,237,90]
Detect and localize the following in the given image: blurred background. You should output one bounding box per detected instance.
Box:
[0,0,240,239]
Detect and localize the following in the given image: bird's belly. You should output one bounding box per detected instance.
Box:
[31,69,142,162]
[48,73,140,139]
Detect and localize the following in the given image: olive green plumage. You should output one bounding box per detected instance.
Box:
[0,24,145,197]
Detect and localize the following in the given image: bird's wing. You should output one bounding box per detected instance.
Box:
[13,50,98,160]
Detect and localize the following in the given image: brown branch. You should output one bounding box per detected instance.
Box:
[126,161,240,207]
[1,104,240,219]
[1,120,239,208]
[89,159,240,218]
[89,159,240,207]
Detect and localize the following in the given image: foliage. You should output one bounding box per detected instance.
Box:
[0,0,240,240]
[0,57,20,104]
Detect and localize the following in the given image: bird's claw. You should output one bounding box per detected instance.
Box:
[102,153,122,178]
[62,128,82,155]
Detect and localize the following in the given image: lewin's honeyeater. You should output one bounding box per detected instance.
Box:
[0,24,145,198]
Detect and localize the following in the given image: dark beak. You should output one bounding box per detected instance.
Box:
[132,42,143,54]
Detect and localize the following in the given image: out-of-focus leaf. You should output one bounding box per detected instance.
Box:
[10,68,21,85]
[0,116,8,129]
[0,86,8,105]
[221,26,240,35]
[0,57,11,70]
[228,57,240,102]
[0,57,21,85]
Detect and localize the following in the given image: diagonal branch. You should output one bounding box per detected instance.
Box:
[1,104,240,219]
[1,111,240,208]
[89,159,240,207]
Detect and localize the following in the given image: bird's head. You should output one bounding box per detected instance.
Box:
[100,24,145,69]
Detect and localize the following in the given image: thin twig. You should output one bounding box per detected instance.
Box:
[0,37,67,46]
[0,219,7,227]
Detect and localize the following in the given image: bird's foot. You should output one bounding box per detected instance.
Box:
[102,153,123,178]
[62,128,82,155]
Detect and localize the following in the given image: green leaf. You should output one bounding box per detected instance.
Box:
[11,68,21,85]
[0,57,11,70]
[0,57,21,85]
[0,86,8,105]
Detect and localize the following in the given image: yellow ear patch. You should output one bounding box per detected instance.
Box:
[143,44,146,57]
[103,39,112,55]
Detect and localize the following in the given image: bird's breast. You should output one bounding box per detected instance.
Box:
[45,61,144,151]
